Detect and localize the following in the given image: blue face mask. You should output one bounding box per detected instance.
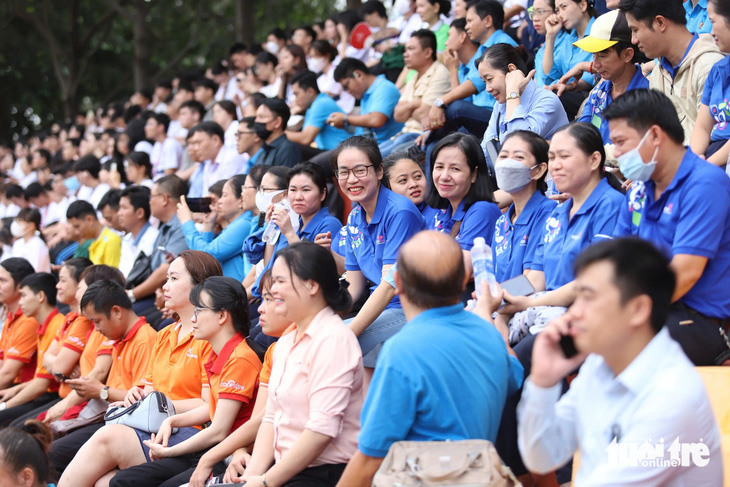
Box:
[65,175,80,192]
[617,130,658,182]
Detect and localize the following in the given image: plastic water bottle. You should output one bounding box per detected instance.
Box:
[472,237,498,298]
[262,202,284,244]
[545,173,556,197]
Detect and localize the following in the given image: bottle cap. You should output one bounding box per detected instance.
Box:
[473,237,486,247]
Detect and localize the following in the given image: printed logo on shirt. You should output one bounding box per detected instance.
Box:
[709,99,729,131]
[570,231,583,241]
[185,348,198,359]
[494,218,509,256]
[544,217,562,244]
[519,235,529,247]
[376,235,386,245]
[606,437,711,468]
[7,347,21,355]
[220,379,246,392]
[348,226,364,249]
[67,336,86,349]
[663,203,674,216]
[628,183,647,227]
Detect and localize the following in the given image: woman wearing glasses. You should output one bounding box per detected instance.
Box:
[531,0,569,87]
[59,250,231,487]
[330,136,424,376]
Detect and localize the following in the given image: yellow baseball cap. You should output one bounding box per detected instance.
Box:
[574,10,632,53]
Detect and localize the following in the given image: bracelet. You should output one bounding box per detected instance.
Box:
[589,62,594,74]
[262,474,269,487]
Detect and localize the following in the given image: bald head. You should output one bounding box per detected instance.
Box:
[396,231,466,309]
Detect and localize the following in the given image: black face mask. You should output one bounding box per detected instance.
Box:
[254,122,272,141]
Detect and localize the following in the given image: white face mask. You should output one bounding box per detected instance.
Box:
[394,0,411,15]
[255,189,285,213]
[10,221,27,238]
[308,57,326,73]
[265,41,280,55]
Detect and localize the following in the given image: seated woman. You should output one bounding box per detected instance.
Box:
[122,152,154,189]
[479,44,569,169]
[10,208,50,272]
[0,420,54,487]
[276,44,309,105]
[492,131,557,283]
[417,0,451,53]
[498,122,624,344]
[690,0,730,168]
[240,165,270,277]
[238,242,362,487]
[330,136,424,372]
[310,40,355,114]
[531,0,570,87]
[382,151,428,210]
[58,250,223,487]
[178,175,251,281]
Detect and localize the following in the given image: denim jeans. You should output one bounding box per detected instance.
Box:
[379,132,421,157]
[346,307,407,368]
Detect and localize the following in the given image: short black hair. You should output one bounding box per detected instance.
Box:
[79,265,125,287]
[451,17,467,33]
[0,258,36,288]
[410,29,438,61]
[66,200,97,221]
[469,0,505,30]
[240,116,256,131]
[180,100,206,121]
[81,280,132,316]
[290,70,321,94]
[24,182,47,201]
[260,98,291,128]
[360,0,387,18]
[333,58,370,82]
[73,155,101,179]
[255,51,279,67]
[155,174,187,201]
[229,42,247,55]
[5,184,23,200]
[294,25,317,41]
[195,77,218,93]
[120,186,152,220]
[20,272,58,307]
[190,276,250,337]
[268,27,287,41]
[97,189,121,212]
[603,89,685,145]
[189,121,225,144]
[63,257,94,283]
[619,0,687,26]
[574,237,675,333]
[149,113,171,132]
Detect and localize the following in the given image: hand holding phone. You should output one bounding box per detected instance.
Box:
[54,372,72,382]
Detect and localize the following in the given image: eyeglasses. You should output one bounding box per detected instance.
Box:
[527,6,552,19]
[242,185,257,190]
[335,164,373,180]
[235,131,256,139]
[259,186,283,192]
[193,306,220,320]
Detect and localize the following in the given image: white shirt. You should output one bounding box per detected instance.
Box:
[78,183,110,210]
[119,223,160,278]
[318,61,356,114]
[150,137,183,180]
[517,328,723,486]
[40,196,71,227]
[11,234,50,272]
[219,121,248,172]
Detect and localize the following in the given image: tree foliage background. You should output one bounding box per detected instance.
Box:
[0,0,351,145]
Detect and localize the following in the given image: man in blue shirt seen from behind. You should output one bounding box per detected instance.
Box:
[607,88,730,366]
[336,231,523,487]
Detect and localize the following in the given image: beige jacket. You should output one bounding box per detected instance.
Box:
[649,33,724,144]
[400,61,451,133]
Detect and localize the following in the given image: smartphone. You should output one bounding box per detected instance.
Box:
[157,246,176,261]
[187,197,213,213]
[54,372,72,382]
[559,334,578,359]
[500,274,536,298]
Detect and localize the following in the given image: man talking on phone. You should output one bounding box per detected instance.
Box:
[517,238,722,485]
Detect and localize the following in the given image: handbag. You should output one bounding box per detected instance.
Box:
[373,440,522,487]
[50,398,108,439]
[104,390,177,434]
[125,251,153,290]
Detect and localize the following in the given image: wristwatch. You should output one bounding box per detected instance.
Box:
[506,91,520,100]
[100,386,110,401]
[127,289,136,303]
[434,98,447,109]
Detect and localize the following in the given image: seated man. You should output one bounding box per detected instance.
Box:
[66,200,122,268]
[518,238,722,484]
[236,116,263,171]
[145,113,183,180]
[73,155,110,210]
[117,186,159,286]
[252,98,302,168]
[97,189,124,234]
[620,0,722,143]
[336,231,523,487]
[607,89,730,366]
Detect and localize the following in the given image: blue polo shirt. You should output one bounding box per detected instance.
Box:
[182,213,251,281]
[578,66,649,143]
[660,34,699,80]
[535,30,571,87]
[344,187,425,308]
[685,0,712,34]
[248,206,342,298]
[492,191,556,282]
[700,56,730,143]
[358,304,523,458]
[559,18,596,87]
[468,30,518,109]
[422,200,501,251]
[304,93,350,150]
[358,75,404,144]
[614,150,730,318]
[533,178,623,291]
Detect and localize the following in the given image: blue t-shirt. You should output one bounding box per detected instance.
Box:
[685,0,712,34]
[304,93,350,150]
[557,18,596,87]
[469,30,519,109]
[358,75,404,143]
[182,212,251,281]
[358,304,524,458]
[492,191,556,282]
[700,56,730,143]
[534,30,570,87]
[344,187,425,308]
[422,200,501,251]
[532,178,623,291]
[614,150,730,318]
[578,66,649,143]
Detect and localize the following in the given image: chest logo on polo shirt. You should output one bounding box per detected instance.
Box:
[348,225,364,249]
[376,235,386,245]
[185,348,198,359]
[709,100,729,131]
[67,336,85,349]
[663,203,674,216]
[628,183,647,227]
[220,379,245,391]
[544,217,561,244]
[519,235,529,247]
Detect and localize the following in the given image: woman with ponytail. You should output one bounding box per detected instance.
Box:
[0,420,53,487]
[239,241,363,487]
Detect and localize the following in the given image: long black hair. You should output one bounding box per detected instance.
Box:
[190,276,250,337]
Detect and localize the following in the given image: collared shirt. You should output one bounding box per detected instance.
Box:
[182,212,251,281]
[150,214,188,270]
[560,17,596,87]
[106,317,156,390]
[0,310,40,384]
[150,137,183,180]
[615,149,730,318]
[358,75,404,143]
[493,191,557,282]
[344,187,425,308]
[660,34,699,80]
[188,162,206,199]
[34,309,65,388]
[143,322,212,401]
[202,154,242,197]
[265,306,363,466]
[359,304,523,458]
[578,66,649,143]
[422,200,502,251]
[700,56,730,143]
[684,0,712,34]
[517,328,723,485]
[10,235,50,273]
[205,333,261,432]
[533,178,623,291]
[256,134,302,168]
[469,30,519,109]
[400,61,451,133]
[89,226,122,268]
[303,93,350,150]
[55,313,95,399]
[119,222,159,278]
[535,30,571,87]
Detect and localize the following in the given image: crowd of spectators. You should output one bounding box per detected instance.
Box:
[0,0,728,485]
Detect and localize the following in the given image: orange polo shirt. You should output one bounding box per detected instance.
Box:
[106,317,156,391]
[0,309,40,384]
[142,322,212,401]
[258,325,294,388]
[55,313,95,399]
[204,334,262,432]
[35,309,66,392]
